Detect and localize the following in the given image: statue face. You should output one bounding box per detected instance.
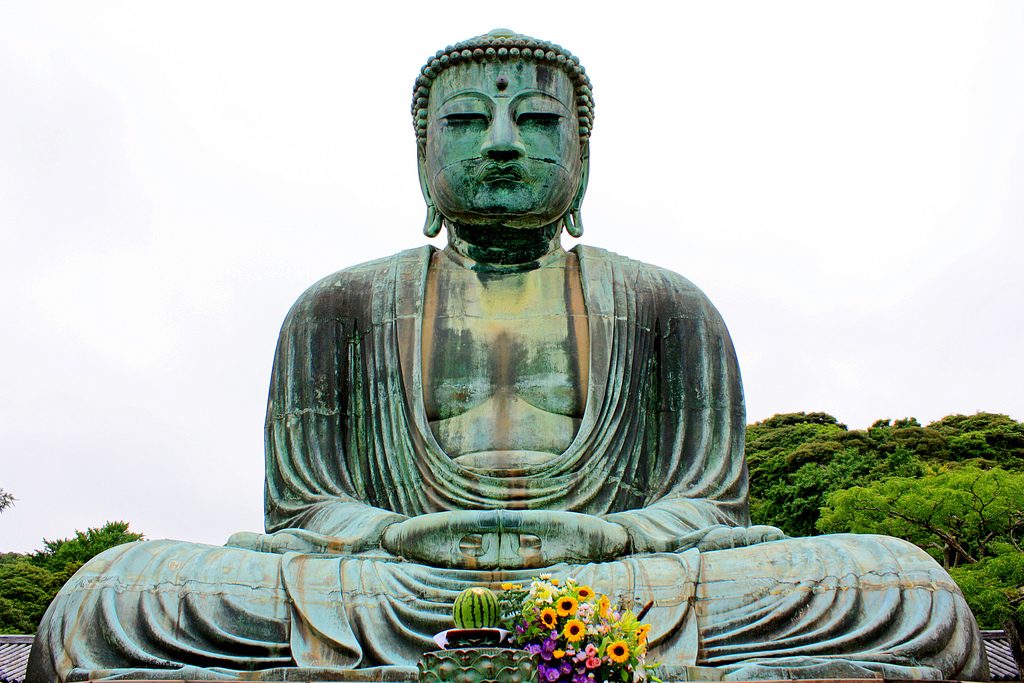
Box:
[424,61,583,229]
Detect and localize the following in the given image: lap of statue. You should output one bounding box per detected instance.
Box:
[28,527,985,682]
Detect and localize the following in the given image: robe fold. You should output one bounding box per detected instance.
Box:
[264,245,749,547]
[27,246,988,682]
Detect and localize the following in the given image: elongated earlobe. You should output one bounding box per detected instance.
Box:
[563,208,583,238]
[418,154,444,238]
[562,148,589,238]
[424,203,443,237]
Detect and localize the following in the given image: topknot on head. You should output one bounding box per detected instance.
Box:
[411,29,595,146]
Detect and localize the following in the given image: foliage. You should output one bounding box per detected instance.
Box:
[928,413,1024,469]
[33,521,144,574]
[0,488,13,513]
[817,466,1024,568]
[749,411,1024,630]
[746,413,924,536]
[948,550,1024,630]
[0,559,61,634]
[746,412,1023,537]
[0,521,143,634]
[502,575,656,683]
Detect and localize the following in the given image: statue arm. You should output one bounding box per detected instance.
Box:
[600,264,780,552]
[255,270,408,555]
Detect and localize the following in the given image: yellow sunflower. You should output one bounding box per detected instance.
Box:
[540,608,558,629]
[556,596,578,617]
[598,595,611,619]
[607,640,630,664]
[563,619,586,643]
[636,624,651,645]
[577,585,595,601]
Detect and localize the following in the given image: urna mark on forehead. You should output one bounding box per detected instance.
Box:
[428,61,575,110]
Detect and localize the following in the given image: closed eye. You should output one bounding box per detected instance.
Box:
[443,113,489,125]
[516,112,562,125]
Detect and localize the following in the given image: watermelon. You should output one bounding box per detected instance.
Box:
[452,587,500,628]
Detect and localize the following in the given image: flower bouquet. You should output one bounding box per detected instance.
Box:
[498,576,658,683]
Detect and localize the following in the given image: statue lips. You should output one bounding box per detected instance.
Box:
[476,161,528,184]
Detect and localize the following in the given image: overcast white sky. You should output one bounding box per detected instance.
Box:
[2,2,1022,553]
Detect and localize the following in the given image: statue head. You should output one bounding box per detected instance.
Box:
[411,29,594,238]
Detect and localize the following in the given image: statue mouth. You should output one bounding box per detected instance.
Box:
[477,162,527,183]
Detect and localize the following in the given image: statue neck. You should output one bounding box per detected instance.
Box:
[446,222,563,272]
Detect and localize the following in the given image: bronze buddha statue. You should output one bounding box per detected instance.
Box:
[28,29,987,683]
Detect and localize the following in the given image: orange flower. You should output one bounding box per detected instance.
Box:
[607,640,630,663]
[556,596,578,617]
[540,608,558,629]
[636,624,651,645]
[577,585,595,600]
[598,595,611,619]
[563,619,586,643]
[553,649,565,659]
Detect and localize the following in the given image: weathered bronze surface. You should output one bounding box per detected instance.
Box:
[28,29,989,683]
[418,649,535,683]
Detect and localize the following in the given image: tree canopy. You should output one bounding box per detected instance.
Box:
[747,411,1024,637]
[0,521,143,635]
[0,488,14,513]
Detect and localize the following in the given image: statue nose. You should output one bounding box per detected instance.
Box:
[485,145,525,162]
[482,112,525,161]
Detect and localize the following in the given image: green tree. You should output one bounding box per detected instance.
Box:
[746,413,925,536]
[750,411,1024,644]
[34,521,144,574]
[950,550,1024,672]
[818,465,1024,636]
[0,521,143,634]
[928,413,1024,469]
[949,549,1024,631]
[817,466,1024,568]
[746,412,1024,536]
[0,488,13,513]
[0,559,60,634]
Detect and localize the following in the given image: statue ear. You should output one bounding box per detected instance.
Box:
[563,142,590,238]
[418,152,444,238]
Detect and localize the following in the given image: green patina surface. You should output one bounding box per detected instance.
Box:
[27,29,989,683]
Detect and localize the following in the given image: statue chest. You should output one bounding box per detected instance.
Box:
[421,252,589,462]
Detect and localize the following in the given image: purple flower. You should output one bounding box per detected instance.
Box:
[573,674,588,683]
[526,643,542,655]
[541,665,561,682]
[542,637,557,654]
[560,661,572,675]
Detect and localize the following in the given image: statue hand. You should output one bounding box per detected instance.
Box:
[226,529,347,554]
[381,510,630,569]
[675,525,787,552]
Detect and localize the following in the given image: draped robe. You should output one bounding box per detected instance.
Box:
[28,246,988,682]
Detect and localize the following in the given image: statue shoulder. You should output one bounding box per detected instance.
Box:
[575,245,727,325]
[282,246,430,325]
